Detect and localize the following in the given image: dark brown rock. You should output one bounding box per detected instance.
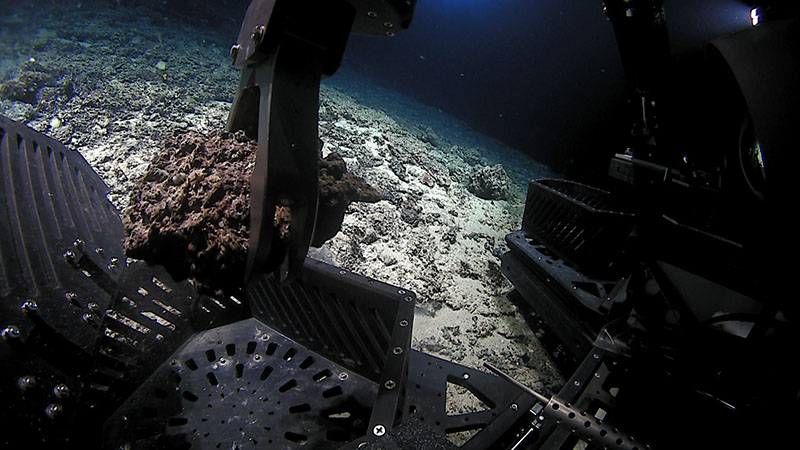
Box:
[312,152,381,246]
[123,129,255,295]
[123,130,380,294]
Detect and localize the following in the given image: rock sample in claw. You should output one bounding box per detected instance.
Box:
[312,152,382,247]
[123,130,256,295]
[123,130,380,294]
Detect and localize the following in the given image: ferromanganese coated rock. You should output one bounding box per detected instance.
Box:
[123,130,380,295]
[123,130,255,295]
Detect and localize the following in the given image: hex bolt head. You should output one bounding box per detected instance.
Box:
[373,424,386,436]
[73,238,85,250]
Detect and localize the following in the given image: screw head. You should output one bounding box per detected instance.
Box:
[338,372,349,381]
[73,238,85,250]
[17,375,37,390]
[250,24,265,42]
[392,347,403,355]
[54,383,70,398]
[510,403,518,411]
[65,291,79,305]
[373,424,386,436]
[1,326,20,341]
[462,373,470,380]
[21,300,38,314]
[399,320,409,327]
[45,403,63,419]
[384,380,396,390]
[63,249,76,263]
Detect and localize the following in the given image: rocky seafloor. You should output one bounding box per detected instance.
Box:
[1,0,564,418]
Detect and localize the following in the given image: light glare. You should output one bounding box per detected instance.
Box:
[750,8,760,26]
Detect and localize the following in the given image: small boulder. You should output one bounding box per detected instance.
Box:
[467,164,510,200]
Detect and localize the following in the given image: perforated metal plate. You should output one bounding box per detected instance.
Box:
[404,351,536,450]
[102,318,377,450]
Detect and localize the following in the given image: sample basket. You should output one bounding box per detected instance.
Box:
[522,179,636,274]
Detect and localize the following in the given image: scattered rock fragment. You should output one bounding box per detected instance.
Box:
[467,163,511,200]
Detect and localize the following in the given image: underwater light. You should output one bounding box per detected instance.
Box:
[750,8,760,26]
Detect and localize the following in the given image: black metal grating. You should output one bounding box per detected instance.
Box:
[248,261,414,384]
[102,318,378,450]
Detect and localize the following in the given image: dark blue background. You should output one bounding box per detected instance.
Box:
[343,0,755,173]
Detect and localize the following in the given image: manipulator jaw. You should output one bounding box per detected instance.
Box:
[225,0,416,284]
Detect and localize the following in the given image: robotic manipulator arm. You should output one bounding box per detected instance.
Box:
[225,0,416,284]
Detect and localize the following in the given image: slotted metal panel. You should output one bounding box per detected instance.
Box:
[248,262,413,383]
[0,115,124,448]
[0,115,124,351]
